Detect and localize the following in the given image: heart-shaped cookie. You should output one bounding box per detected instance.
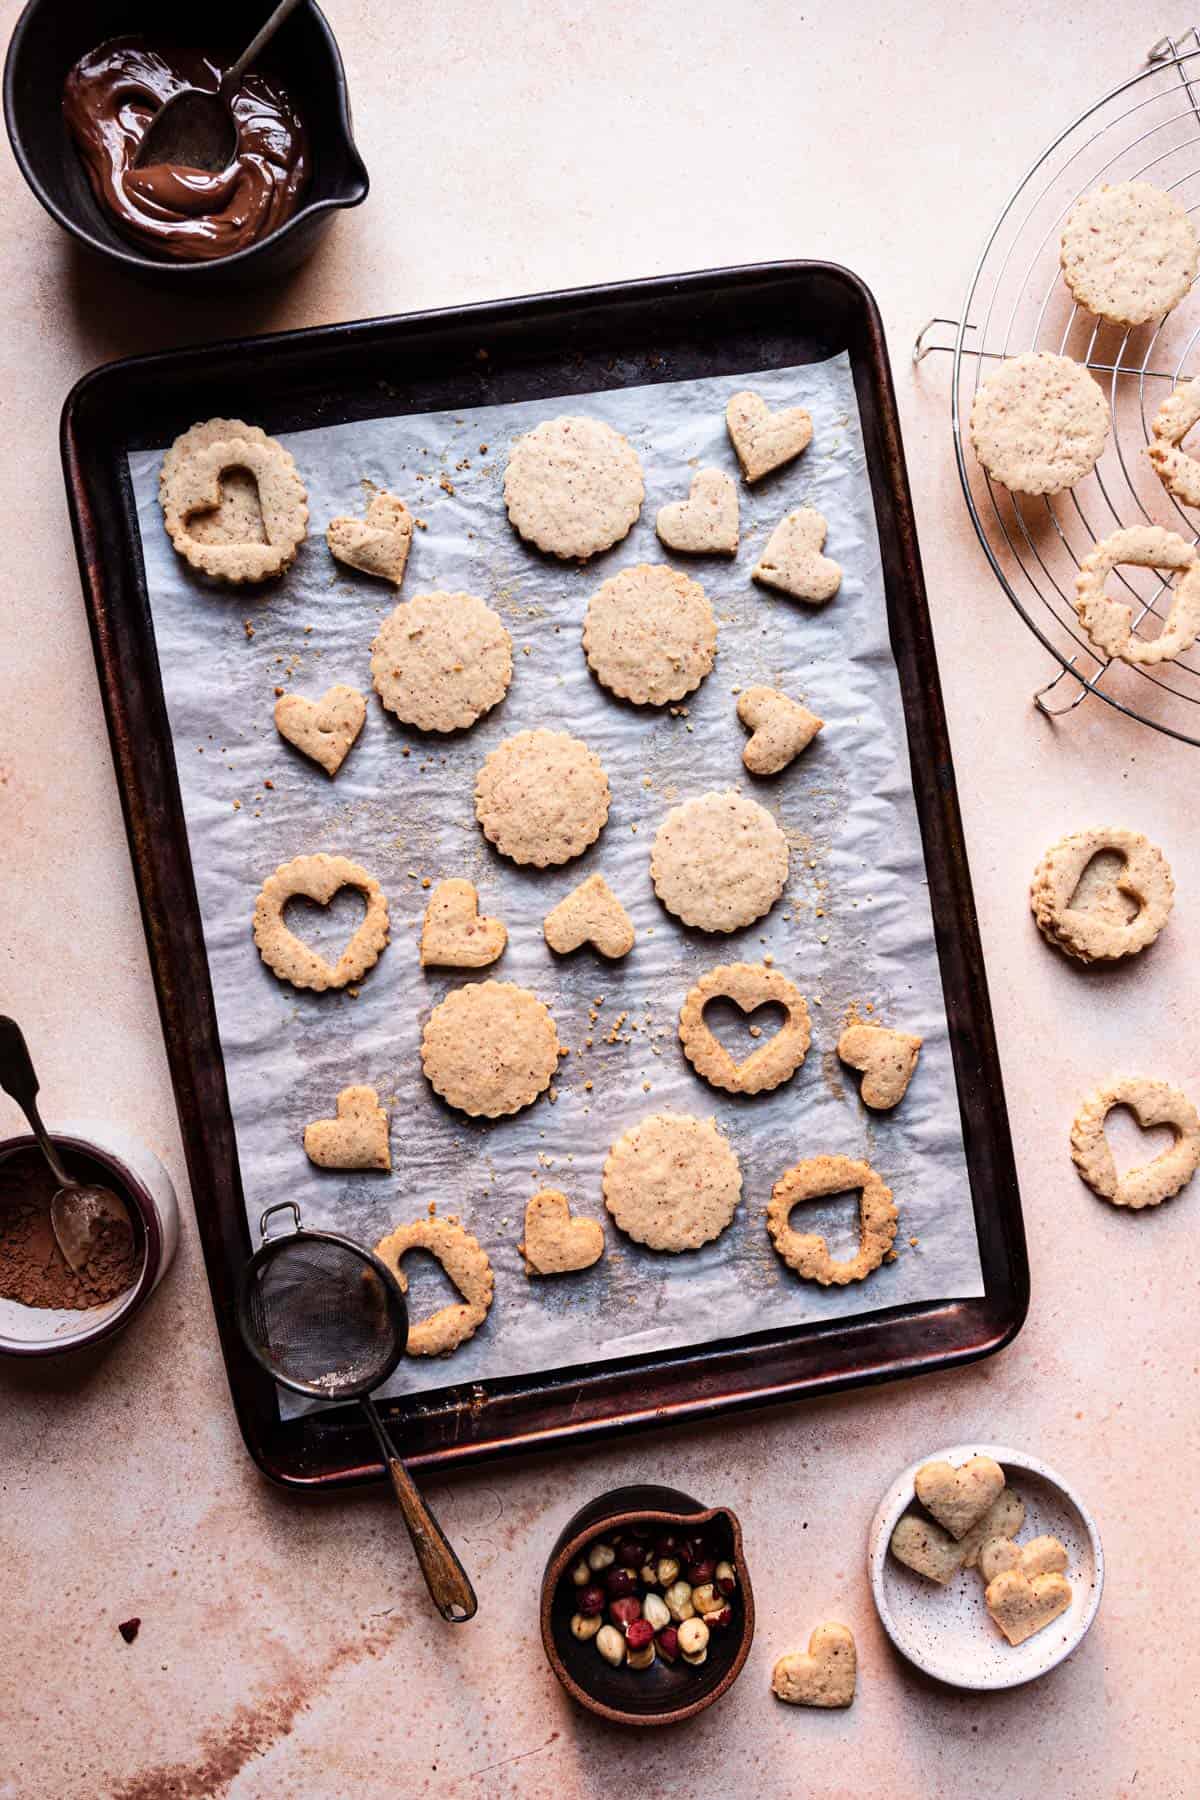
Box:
[837,1020,923,1110]
[736,686,823,775]
[958,1488,1026,1569]
[520,1189,605,1275]
[726,390,813,483]
[161,435,309,583]
[978,1533,1068,1586]
[304,1085,390,1170]
[985,1568,1073,1647]
[543,874,634,959]
[252,852,390,992]
[1070,1075,1200,1208]
[770,1624,856,1708]
[679,962,810,1095]
[274,684,366,777]
[420,879,507,969]
[889,1512,965,1585]
[326,490,413,586]
[655,468,739,555]
[914,1456,1006,1540]
[752,507,842,604]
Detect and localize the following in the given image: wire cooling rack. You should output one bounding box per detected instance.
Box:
[914,26,1200,744]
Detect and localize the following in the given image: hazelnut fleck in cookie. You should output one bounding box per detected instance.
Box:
[651,790,789,931]
[370,592,512,733]
[582,563,717,705]
[1030,826,1173,963]
[503,415,644,559]
[678,962,811,1095]
[1070,1076,1200,1209]
[252,852,389,991]
[327,490,413,586]
[602,1112,742,1252]
[475,729,611,866]
[969,352,1108,495]
[1061,181,1197,327]
[159,417,308,583]
[1074,526,1200,667]
[767,1154,897,1286]
[374,1217,494,1355]
[420,980,560,1117]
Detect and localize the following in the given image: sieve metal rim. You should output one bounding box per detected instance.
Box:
[235,1222,409,1402]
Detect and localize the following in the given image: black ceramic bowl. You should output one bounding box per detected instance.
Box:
[540,1485,755,1727]
[3,0,368,289]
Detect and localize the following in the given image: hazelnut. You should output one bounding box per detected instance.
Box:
[678,1615,709,1664]
[605,1566,637,1598]
[570,1612,602,1641]
[625,1618,654,1651]
[654,1531,679,1556]
[587,1542,616,1572]
[656,1556,681,1587]
[656,1625,680,1663]
[642,1591,671,1631]
[615,1538,642,1567]
[639,1561,658,1587]
[570,1559,591,1586]
[706,1605,733,1631]
[687,1558,716,1587]
[715,1560,737,1596]
[578,1584,606,1616]
[595,1624,626,1667]
[664,1580,695,1622]
[691,1582,720,1615]
[608,1595,642,1631]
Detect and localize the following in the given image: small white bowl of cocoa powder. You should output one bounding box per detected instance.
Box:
[0,1119,178,1355]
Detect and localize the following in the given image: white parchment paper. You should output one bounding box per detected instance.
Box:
[127,355,984,1414]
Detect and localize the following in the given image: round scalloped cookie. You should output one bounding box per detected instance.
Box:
[420,980,561,1117]
[1060,181,1198,327]
[651,789,788,931]
[474,729,610,866]
[582,563,717,705]
[503,416,644,559]
[968,352,1108,496]
[370,591,512,732]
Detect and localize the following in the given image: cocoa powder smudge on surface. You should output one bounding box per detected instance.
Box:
[0,1150,138,1309]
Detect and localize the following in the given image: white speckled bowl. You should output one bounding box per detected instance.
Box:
[868,1444,1104,1689]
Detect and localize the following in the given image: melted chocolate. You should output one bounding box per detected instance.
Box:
[63,37,309,262]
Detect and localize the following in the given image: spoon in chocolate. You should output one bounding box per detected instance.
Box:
[134,0,305,174]
[0,1016,133,1276]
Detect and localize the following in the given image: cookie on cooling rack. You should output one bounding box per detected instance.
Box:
[969,352,1108,496]
[1060,181,1198,328]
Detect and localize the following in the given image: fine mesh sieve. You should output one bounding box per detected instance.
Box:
[237,1202,477,1622]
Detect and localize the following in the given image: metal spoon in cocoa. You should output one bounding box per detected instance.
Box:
[0,1016,133,1275]
[133,0,305,173]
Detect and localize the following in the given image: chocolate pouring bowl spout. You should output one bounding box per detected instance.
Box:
[0,1014,133,1272]
[134,0,306,173]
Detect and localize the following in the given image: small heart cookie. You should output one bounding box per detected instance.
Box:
[420,879,507,969]
[543,874,635,959]
[304,1085,390,1170]
[958,1489,1026,1570]
[274,684,366,777]
[520,1189,605,1275]
[655,468,739,555]
[752,507,842,603]
[985,1568,1073,1648]
[837,1021,923,1110]
[736,686,823,775]
[979,1534,1068,1586]
[889,1513,965,1585]
[771,1624,856,1708]
[726,390,813,483]
[327,490,413,586]
[914,1456,1006,1540]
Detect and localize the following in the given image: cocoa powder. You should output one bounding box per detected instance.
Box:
[0,1149,138,1309]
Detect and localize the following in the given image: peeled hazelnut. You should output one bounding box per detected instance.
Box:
[605,1566,636,1598]
[656,1625,680,1663]
[656,1556,681,1587]
[715,1560,737,1595]
[642,1591,671,1631]
[664,1580,695,1622]
[706,1605,733,1631]
[608,1595,642,1631]
[571,1612,602,1641]
[587,1542,616,1571]
[678,1616,709,1664]
[578,1584,606,1616]
[595,1624,626,1667]
[687,1558,716,1587]
[691,1582,720,1615]
[570,1558,591,1586]
[639,1561,658,1587]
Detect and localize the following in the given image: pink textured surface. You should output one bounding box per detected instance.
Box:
[1,5,1197,1795]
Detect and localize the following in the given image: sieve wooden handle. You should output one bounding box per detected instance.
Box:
[362,1397,478,1622]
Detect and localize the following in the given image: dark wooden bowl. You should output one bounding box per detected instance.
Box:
[540,1484,754,1727]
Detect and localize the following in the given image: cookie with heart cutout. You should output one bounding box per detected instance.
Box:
[252,852,389,992]
[726,390,813,483]
[602,1112,742,1252]
[374,1216,494,1356]
[968,351,1108,496]
[978,1534,1068,1586]
[371,591,513,733]
[837,1018,923,1110]
[771,1624,856,1708]
[1030,826,1174,963]
[503,415,644,559]
[420,980,561,1118]
[419,879,507,969]
[678,962,811,1095]
[736,686,823,774]
[985,1565,1073,1648]
[1073,525,1200,667]
[519,1189,605,1275]
[274,683,366,776]
[1070,1075,1200,1209]
[303,1085,390,1171]
[650,790,789,932]
[914,1456,1007,1541]
[582,563,718,706]
[1149,378,1200,507]
[327,490,413,586]
[752,508,842,604]
[543,873,634,959]
[159,419,308,583]
[655,467,739,555]
[766,1154,897,1286]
